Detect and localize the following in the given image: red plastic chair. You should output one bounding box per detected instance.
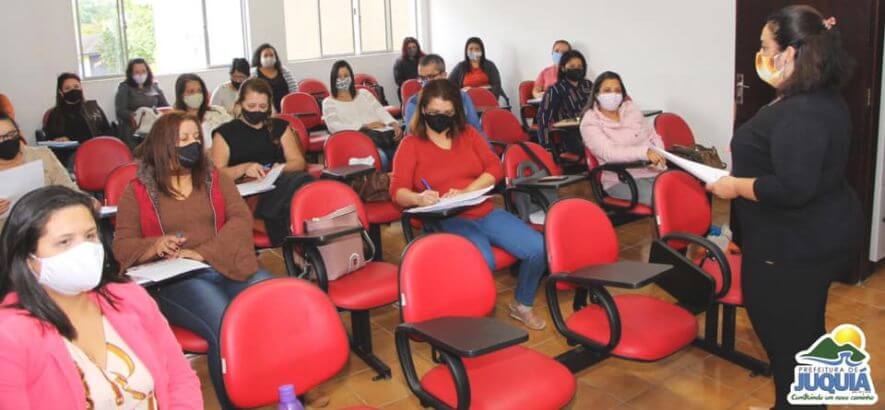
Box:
[481,108,531,156]
[273,113,324,179]
[281,92,327,153]
[396,233,576,409]
[583,147,653,225]
[297,77,330,103]
[282,180,398,379]
[466,87,500,115]
[544,198,710,370]
[400,78,421,106]
[221,278,350,408]
[74,136,133,194]
[500,142,569,230]
[650,170,769,375]
[654,112,695,149]
[354,73,378,87]
[518,80,537,129]
[323,131,401,258]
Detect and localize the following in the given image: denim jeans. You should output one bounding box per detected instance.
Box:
[152,268,273,407]
[438,208,547,306]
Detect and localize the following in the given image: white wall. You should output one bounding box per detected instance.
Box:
[0,0,408,142]
[426,0,737,156]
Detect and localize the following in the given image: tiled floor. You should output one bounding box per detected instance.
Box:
[193,186,885,409]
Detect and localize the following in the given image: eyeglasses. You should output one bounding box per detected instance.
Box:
[0,130,20,142]
[423,110,455,117]
[418,72,443,84]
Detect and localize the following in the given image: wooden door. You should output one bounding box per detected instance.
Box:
[734,0,884,281]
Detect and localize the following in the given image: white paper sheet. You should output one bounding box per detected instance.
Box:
[0,160,45,218]
[407,186,495,214]
[348,156,376,167]
[37,140,80,148]
[651,147,729,184]
[237,164,285,197]
[100,206,117,218]
[528,210,546,225]
[127,258,209,285]
[527,97,542,105]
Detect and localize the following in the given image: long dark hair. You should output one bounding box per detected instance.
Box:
[410,79,467,139]
[557,50,587,81]
[0,113,25,144]
[135,111,209,197]
[0,186,125,340]
[230,57,250,76]
[235,78,277,140]
[252,43,283,72]
[463,37,487,65]
[55,72,81,108]
[174,73,209,122]
[330,60,357,99]
[401,37,424,60]
[766,5,854,97]
[588,71,630,111]
[125,58,154,88]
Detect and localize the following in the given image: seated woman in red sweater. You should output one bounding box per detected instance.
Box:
[390,79,547,330]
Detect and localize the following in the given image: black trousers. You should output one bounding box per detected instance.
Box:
[742,257,837,409]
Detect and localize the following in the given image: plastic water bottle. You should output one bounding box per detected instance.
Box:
[278,384,304,410]
[707,224,731,251]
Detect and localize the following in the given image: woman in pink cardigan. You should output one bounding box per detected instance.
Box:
[0,186,202,409]
[580,71,666,205]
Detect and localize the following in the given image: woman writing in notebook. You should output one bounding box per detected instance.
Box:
[113,111,271,408]
[390,79,548,330]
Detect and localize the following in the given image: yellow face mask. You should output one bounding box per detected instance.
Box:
[755,50,785,87]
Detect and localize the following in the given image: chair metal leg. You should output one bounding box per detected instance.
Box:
[350,310,391,380]
[555,345,609,373]
[368,224,383,261]
[691,303,771,377]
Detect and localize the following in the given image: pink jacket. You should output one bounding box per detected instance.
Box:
[0,282,203,410]
[580,100,665,188]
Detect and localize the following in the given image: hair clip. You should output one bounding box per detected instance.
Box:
[823,16,837,30]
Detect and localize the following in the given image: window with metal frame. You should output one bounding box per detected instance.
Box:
[73,0,248,78]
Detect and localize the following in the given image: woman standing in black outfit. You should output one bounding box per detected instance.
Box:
[708,6,861,409]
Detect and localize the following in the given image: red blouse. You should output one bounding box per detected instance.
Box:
[390,126,503,219]
[463,67,490,89]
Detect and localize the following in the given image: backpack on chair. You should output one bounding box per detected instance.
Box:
[510,143,559,225]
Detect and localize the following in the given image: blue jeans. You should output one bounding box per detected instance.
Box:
[152,268,273,406]
[438,208,547,306]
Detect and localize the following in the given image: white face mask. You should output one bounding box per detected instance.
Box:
[33,241,105,296]
[596,93,624,112]
[133,74,148,85]
[183,93,204,109]
[468,50,482,61]
[336,76,352,90]
[260,55,277,68]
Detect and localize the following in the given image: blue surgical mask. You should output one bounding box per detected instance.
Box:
[552,52,563,65]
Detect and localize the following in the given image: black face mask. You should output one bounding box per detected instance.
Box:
[424,113,454,133]
[62,89,83,104]
[242,110,268,125]
[231,80,243,90]
[564,68,584,82]
[0,138,21,160]
[177,142,202,170]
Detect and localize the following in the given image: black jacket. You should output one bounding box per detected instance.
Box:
[393,56,419,87]
[731,90,862,270]
[42,100,111,142]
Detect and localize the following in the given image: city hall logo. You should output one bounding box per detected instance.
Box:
[789,324,878,405]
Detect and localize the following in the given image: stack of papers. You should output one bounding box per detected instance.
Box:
[237,164,284,197]
[408,185,494,214]
[128,258,209,285]
[651,147,729,184]
[0,160,45,218]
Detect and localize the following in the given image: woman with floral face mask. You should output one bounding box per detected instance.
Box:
[580,71,666,206]
[707,6,859,408]
[115,58,169,148]
[173,73,231,148]
[0,185,202,409]
[250,43,297,113]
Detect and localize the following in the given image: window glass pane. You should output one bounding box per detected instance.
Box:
[320,0,354,55]
[284,0,321,60]
[359,0,387,53]
[206,0,245,66]
[76,0,125,77]
[125,0,207,75]
[390,0,416,51]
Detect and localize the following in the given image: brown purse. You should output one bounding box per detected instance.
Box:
[349,172,391,203]
[304,205,367,281]
[668,144,727,169]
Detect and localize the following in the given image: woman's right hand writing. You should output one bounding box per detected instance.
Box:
[243,163,267,179]
[416,190,440,206]
[154,235,186,259]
